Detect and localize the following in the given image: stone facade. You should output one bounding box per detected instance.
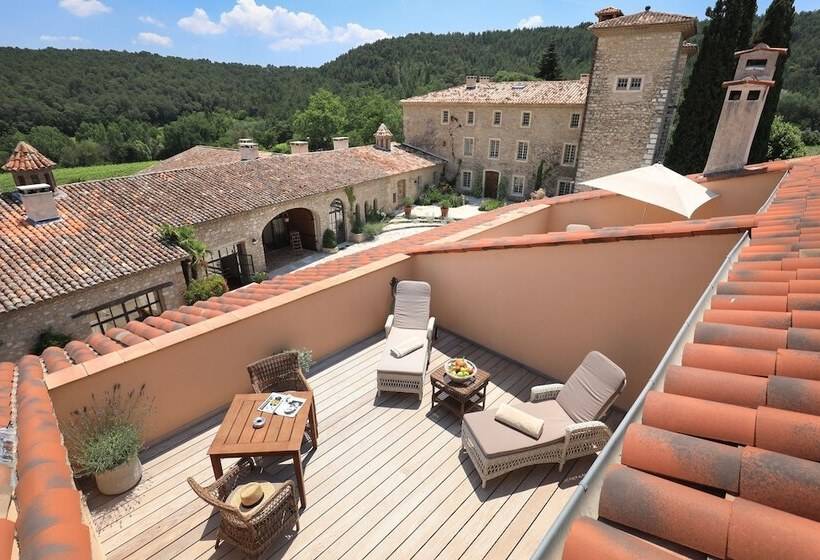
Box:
[575,27,692,184]
[402,102,583,199]
[0,261,185,361]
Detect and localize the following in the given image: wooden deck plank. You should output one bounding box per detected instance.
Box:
[85,331,606,560]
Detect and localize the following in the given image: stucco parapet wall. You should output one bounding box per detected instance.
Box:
[406,215,758,255]
[427,204,551,245]
[45,253,411,391]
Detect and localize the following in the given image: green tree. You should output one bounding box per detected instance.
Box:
[767,114,806,159]
[345,93,402,146]
[292,89,347,150]
[494,70,538,82]
[748,0,796,163]
[59,140,104,167]
[25,125,71,163]
[537,43,562,80]
[665,0,757,174]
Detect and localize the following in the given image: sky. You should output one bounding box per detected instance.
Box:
[2,0,819,67]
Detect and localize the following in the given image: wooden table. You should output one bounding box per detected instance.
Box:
[208,392,316,507]
[430,365,490,417]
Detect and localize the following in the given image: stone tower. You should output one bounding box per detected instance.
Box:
[704,43,787,175]
[575,7,697,184]
[1,142,57,190]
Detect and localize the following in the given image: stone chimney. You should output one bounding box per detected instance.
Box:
[478,75,492,83]
[595,6,624,22]
[289,141,309,155]
[466,75,477,89]
[17,183,60,224]
[374,124,393,152]
[332,137,350,150]
[238,138,258,161]
[704,44,787,176]
[2,142,57,190]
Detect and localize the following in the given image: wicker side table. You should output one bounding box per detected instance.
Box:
[430,364,490,417]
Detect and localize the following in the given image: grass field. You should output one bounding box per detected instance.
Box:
[0,160,156,192]
[806,145,820,156]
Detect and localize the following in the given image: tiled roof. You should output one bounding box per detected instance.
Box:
[0,144,439,314]
[589,10,696,36]
[1,142,55,173]
[562,156,820,558]
[138,145,274,174]
[401,79,588,106]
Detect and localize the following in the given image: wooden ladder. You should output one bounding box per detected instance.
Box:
[290,231,303,252]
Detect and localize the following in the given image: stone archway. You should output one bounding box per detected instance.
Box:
[261,208,317,270]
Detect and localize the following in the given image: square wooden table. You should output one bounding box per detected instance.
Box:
[208,391,317,507]
[430,365,490,417]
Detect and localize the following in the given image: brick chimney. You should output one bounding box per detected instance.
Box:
[17,183,60,224]
[238,138,258,161]
[332,137,350,150]
[595,6,624,22]
[289,141,309,155]
[466,75,477,89]
[704,44,787,175]
[374,124,393,152]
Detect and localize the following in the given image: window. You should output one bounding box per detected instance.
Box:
[488,139,500,159]
[747,90,762,101]
[615,76,642,91]
[516,140,529,161]
[462,170,473,190]
[441,110,450,124]
[562,143,577,166]
[466,110,475,125]
[492,111,502,126]
[569,113,581,129]
[629,77,642,91]
[463,137,474,157]
[728,90,742,101]
[87,288,164,334]
[512,175,525,196]
[557,179,575,196]
[521,111,532,128]
[746,58,767,69]
[616,77,629,91]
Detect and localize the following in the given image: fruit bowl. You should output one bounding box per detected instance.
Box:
[445,358,477,384]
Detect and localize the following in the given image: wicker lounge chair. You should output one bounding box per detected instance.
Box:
[462,351,626,487]
[188,458,299,559]
[376,280,435,400]
[247,351,318,439]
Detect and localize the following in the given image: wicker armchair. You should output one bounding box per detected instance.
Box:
[188,458,299,559]
[247,351,318,438]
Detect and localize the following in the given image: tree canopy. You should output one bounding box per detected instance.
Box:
[537,43,562,80]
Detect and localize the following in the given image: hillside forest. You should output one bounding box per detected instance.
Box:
[1,9,819,167]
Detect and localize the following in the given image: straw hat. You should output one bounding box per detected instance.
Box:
[227,482,280,518]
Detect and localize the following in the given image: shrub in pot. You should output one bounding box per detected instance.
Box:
[403,197,414,219]
[439,200,450,218]
[65,384,152,495]
[350,214,366,243]
[322,228,338,252]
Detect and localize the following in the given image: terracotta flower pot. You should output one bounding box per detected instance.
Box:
[350,232,366,243]
[95,455,142,495]
[404,206,412,218]
[440,206,449,218]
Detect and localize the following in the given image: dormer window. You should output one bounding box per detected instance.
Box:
[728,90,742,101]
[745,58,768,69]
[747,90,762,101]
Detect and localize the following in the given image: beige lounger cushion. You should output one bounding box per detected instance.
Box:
[463,400,573,459]
[393,281,431,330]
[390,339,424,358]
[378,327,429,376]
[495,404,543,439]
[557,351,626,423]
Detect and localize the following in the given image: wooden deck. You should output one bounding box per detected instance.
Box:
[87,331,618,560]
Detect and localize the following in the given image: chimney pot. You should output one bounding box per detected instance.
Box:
[238,138,258,161]
[289,141,309,155]
[466,75,477,89]
[17,183,60,224]
[332,137,350,150]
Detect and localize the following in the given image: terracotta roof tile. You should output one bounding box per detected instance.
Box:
[1,142,55,173]
[588,10,697,36]
[401,79,588,106]
[138,145,275,174]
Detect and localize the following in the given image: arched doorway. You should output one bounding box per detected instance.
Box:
[261,208,317,270]
[329,198,346,244]
[484,170,500,198]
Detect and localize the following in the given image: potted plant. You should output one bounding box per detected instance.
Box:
[322,228,338,253]
[439,199,450,219]
[65,384,152,496]
[403,197,414,219]
[350,213,366,243]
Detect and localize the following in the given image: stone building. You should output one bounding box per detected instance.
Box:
[402,77,588,199]
[0,130,442,361]
[575,7,697,184]
[402,6,697,195]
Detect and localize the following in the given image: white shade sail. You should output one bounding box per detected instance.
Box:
[579,163,719,218]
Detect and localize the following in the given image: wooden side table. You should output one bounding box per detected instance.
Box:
[430,365,490,417]
[208,391,316,507]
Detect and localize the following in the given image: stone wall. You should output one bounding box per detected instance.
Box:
[0,261,186,361]
[575,28,687,185]
[403,103,583,198]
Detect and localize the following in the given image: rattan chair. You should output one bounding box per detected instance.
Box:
[188,458,299,559]
[247,351,318,438]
